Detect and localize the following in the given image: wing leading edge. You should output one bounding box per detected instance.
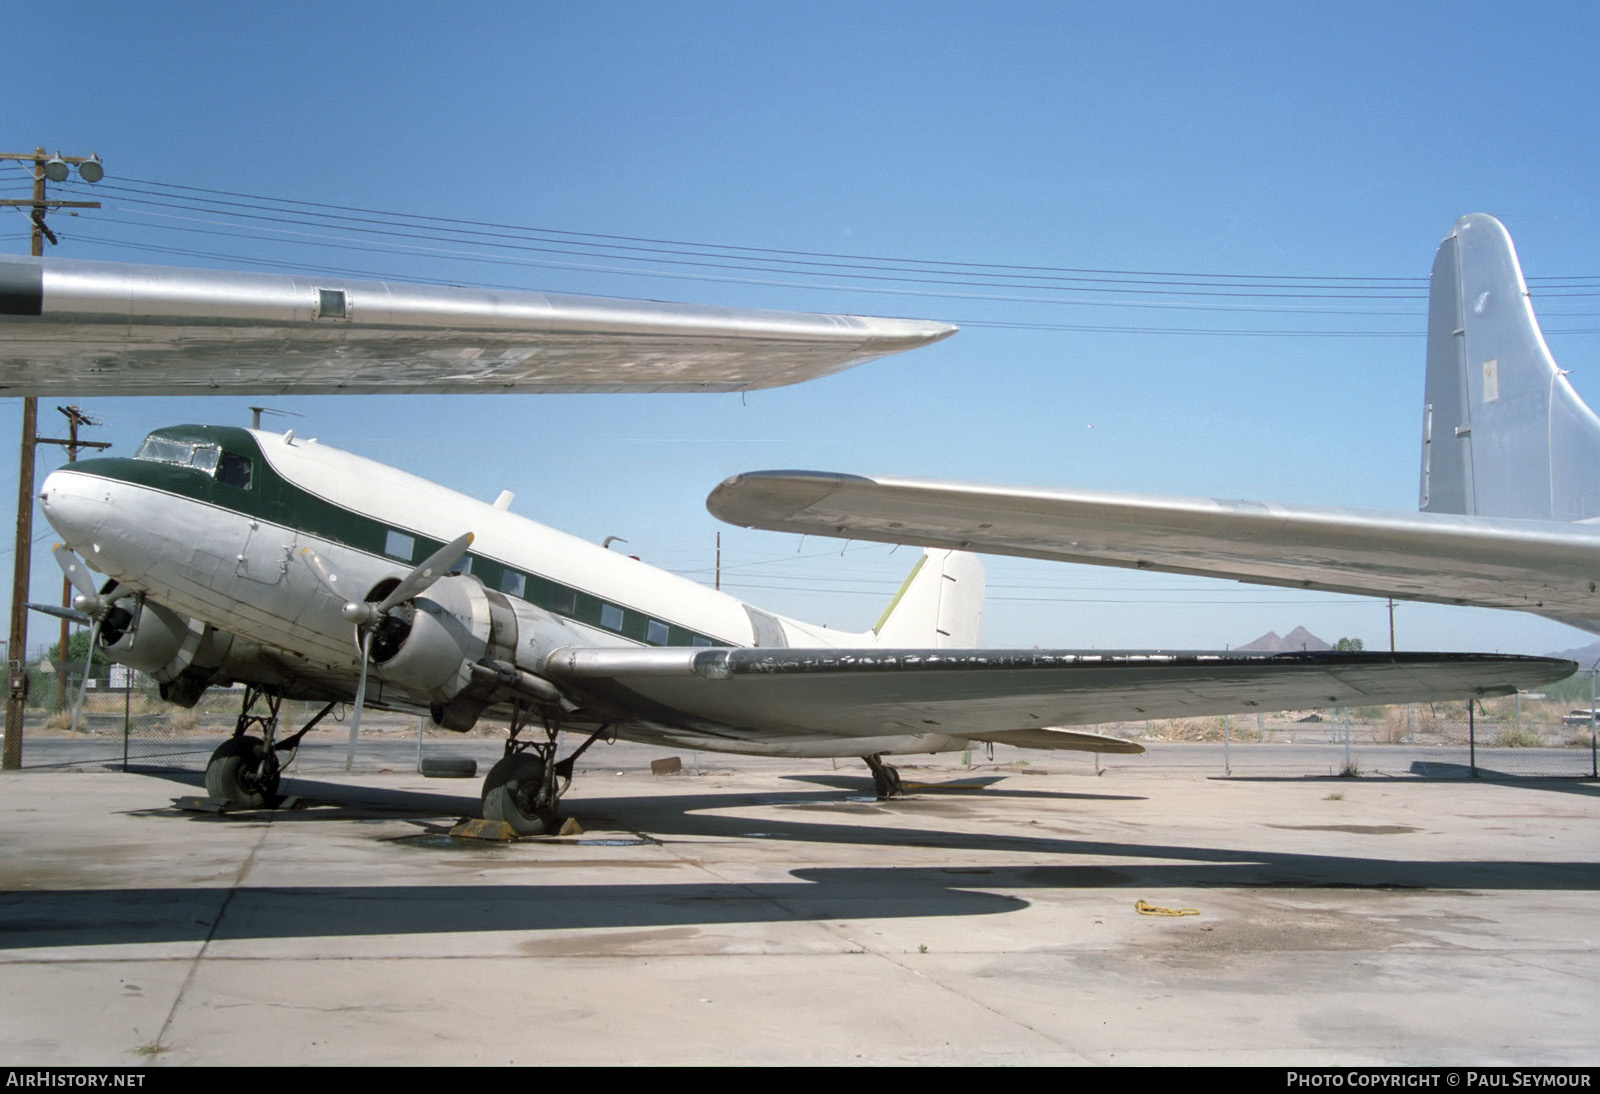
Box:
[545,646,1573,751]
[0,256,955,395]
[706,471,1600,632]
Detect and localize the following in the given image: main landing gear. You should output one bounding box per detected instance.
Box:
[864,753,904,799]
[203,686,337,809]
[480,708,613,836]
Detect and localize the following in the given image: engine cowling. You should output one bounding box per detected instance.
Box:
[98,597,297,707]
[364,574,581,731]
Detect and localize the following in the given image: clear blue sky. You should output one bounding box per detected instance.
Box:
[4,1,1599,655]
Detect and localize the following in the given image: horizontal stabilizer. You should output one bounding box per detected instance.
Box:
[707,470,1600,633]
[0,256,955,396]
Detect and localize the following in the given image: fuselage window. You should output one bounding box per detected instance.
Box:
[647,620,670,645]
[215,451,252,488]
[385,530,414,561]
[502,571,526,598]
[548,587,575,614]
[600,604,624,631]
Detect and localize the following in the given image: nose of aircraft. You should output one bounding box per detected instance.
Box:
[40,468,107,550]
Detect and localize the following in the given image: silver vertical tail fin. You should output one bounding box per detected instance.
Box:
[1420,213,1600,521]
[873,548,985,648]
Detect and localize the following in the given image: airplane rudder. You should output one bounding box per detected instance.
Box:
[873,548,985,648]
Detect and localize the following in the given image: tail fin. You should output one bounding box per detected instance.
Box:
[873,548,985,648]
[1420,213,1600,521]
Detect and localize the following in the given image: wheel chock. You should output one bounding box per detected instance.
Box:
[450,818,520,841]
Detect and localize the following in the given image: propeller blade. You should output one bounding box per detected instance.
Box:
[345,629,373,773]
[51,544,100,601]
[300,546,352,600]
[66,618,102,737]
[375,532,474,616]
[301,546,384,627]
[26,602,91,624]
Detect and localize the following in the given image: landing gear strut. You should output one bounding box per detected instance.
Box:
[203,687,337,809]
[865,753,903,800]
[205,686,284,808]
[480,708,612,836]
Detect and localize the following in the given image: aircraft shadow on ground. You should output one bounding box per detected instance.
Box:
[4,845,1597,951]
[1404,761,1600,797]
[12,770,1592,950]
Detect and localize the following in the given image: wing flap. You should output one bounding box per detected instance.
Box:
[970,727,1147,754]
[543,646,1573,742]
[0,256,955,395]
[707,471,1600,630]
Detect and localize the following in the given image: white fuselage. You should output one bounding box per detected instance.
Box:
[40,428,961,758]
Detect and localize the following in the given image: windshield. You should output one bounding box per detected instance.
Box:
[133,435,223,474]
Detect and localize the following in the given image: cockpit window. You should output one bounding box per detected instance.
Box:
[133,435,251,488]
[135,436,211,466]
[216,452,252,489]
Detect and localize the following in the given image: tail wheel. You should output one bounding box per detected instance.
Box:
[205,735,281,808]
[481,752,558,835]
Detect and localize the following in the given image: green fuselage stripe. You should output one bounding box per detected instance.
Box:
[70,425,728,648]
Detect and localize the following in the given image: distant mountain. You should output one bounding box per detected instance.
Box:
[1546,638,1600,667]
[1238,625,1331,652]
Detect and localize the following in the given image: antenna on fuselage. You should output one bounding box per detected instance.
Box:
[248,406,304,430]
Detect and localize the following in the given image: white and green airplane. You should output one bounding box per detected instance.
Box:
[10,255,1572,833]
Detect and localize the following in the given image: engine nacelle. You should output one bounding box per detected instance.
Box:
[99,596,297,707]
[371,574,495,701]
[364,573,589,731]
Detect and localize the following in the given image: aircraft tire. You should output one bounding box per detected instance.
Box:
[205,735,280,808]
[481,753,557,835]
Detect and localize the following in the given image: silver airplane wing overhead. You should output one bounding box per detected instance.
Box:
[706,471,1600,632]
[544,646,1573,750]
[0,255,955,395]
[708,214,1600,635]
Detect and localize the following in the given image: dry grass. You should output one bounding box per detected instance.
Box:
[1494,726,1544,749]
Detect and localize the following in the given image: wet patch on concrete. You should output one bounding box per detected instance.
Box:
[1266,824,1421,835]
[517,926,702,956]
[388,832,657,852]
[389,833,516,853]
[770,799,886,812]
[1146,902,1411,954]
[458,857,682,870]
[878,800,980,817]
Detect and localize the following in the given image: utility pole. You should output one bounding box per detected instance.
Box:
[0,149,104,769]
[36,407,109,712]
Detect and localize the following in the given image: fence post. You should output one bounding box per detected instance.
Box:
[1469,700,1477,778]
[1343,707,1351,774]
[1590,666,1597,780]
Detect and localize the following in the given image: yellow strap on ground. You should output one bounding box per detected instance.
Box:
[1135,899,1199,917]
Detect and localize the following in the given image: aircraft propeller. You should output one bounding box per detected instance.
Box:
[299,532,474,767]
[49,544,136,736]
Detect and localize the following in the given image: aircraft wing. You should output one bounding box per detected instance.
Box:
[707,471,1600,632]
[0,256,955,395]
[545,646,1572,750]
